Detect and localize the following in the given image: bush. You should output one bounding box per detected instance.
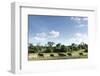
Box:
[50,54,54,57]
[58,53,66,56]
[84,49,88,52]
[67,53,72,56]
[28,50,35,53]
[79,52,83,56]
[43,48,52,53]
[38,53,44,57]
[53,49,60,53]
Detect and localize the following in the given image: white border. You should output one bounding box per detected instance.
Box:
[11,2,96,74]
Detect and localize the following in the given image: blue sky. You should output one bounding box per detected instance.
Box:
[28,15,88,45]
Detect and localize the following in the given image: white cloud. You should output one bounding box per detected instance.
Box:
[71,17,88,23]
[36,32,47,38]
[68,32,88,44]
[71,17,81,24]
[83,17,88,21]
[71,17,88,28]
[75,33,82,37]
[34,32,48,41]
[34,30,60,41]
[49,30,60,38]
[78,24,87,28]
[34,37,46,41]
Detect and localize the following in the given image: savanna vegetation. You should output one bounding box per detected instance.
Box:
[28,42,88,60]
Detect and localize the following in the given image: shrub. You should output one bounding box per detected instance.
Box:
[67,53,72,56]
[38,53,44,57]
[53,48,60,53]
[28,50,35,53]
[43,48,52,53]
[58,53,66,56]
[84,49,88,52]
[50,54,54,57]
[79,52,83,56]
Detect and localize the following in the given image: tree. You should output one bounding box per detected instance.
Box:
[67,46,72,52]
[53,43,61,53]
[56,43,61,48]
[66,46,71,52]
[71,43,78,51]
[47,42,55,47]
[78,42,88,50]
[36,45,42,53]
[28,43,34,53]
[60,45,67,52]
[43,47,52,53]
[47,42,55,53]
[28,43,33,49]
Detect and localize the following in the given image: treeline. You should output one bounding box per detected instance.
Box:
[28,42,88,53]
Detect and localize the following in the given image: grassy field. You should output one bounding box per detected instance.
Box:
[28,50,88,61]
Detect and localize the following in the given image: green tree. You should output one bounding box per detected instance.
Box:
[47,42,55,47]
[60,45,67,52]
[28,43,34,53]
[55,43,61,52]
[47,42,55,53]
[71,43,78,51]
[78,42,88,50]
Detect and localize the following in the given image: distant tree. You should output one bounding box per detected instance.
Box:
[28,43,44,53]
[53,43,61,53]
[28,43,34,53]
[47,42,55,47]
[56,43,61,48]
[71,43,78,51]
[47,42,55,53]
[28,42,88,54]
[84,43,88,49]
[33,46,40,53]
[60,45,67,52]
[28,43,33,49]
[43,47,51,53]
[78,42,88,50]
[36,45,42,53]
[67,46,72,52]
[66,46,71,52]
